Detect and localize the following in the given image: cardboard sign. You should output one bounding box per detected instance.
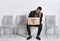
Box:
[28,17,40,25]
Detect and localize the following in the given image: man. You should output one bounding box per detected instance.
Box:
[26,6,43,40]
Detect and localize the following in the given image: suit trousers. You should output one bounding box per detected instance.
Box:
[26,23,42,36]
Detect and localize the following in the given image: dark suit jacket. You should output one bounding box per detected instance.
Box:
[28,10,43,23]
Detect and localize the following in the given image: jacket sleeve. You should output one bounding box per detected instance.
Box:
[40,13,43,22]
[28,11,33,17]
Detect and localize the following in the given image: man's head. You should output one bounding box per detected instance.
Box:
[36,6,42,14]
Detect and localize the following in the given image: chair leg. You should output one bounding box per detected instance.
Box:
[13,27,16,37]
[56,28,58,38]
[3,28,5,35]
[45,32,48,38]
[45,30,48,38]
[54,27,58,38]
[13,27,17,38]
[54,28,56,36]
[10,28,12,37]
[0,28,1,38]
[45,27,48,38]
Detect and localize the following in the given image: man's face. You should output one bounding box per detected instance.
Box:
[36,9,41,14]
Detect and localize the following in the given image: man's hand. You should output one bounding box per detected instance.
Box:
[31,19,36,24]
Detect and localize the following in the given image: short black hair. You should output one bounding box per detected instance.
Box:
[37,6,42,10]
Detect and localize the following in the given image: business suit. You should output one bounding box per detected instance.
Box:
[26,10,43,36]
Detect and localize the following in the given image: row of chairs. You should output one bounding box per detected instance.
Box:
[0,15,58,38]
[0,15,27,37]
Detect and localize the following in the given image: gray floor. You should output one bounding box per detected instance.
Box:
[0,35,60,41]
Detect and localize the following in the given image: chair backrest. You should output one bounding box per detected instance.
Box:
[2,15,13,25]
[15,15,27,25]
[45,15,56,26]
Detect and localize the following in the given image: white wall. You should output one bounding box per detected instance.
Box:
[0,0,60,34]
[57,0,60,34]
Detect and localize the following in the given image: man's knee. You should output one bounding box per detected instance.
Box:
[38,23,42,29]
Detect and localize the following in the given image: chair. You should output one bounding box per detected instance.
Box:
[45,15,58,38]
[15,15,27,37]
[0,15,13,37]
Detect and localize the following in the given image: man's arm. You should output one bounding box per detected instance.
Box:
[40,13,43,22]
[28,11,32,17]
[28,11,34,17]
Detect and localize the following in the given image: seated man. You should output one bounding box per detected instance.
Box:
[26,6,43,40]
